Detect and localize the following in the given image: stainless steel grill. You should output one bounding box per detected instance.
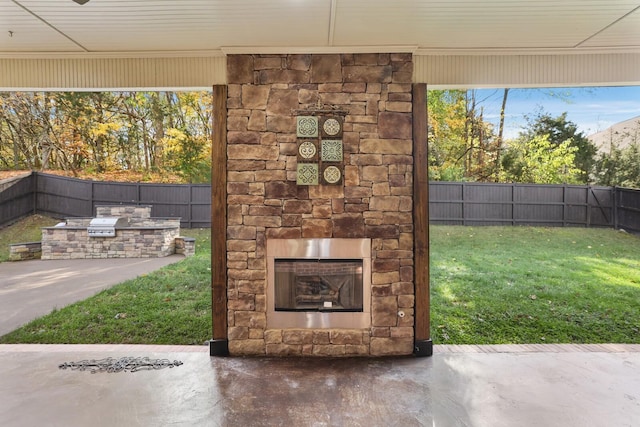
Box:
[87,217,129,237]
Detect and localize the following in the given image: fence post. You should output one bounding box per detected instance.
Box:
[462,182,467,226]
[511,183,516,226]
[562,184,567,227]
[586,186,591,227]
[613,187,618,230]
[187,182,193,228]
[90,180,95,216]
[32,171,38,215]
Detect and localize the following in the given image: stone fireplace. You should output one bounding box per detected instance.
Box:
[211,53,431,357]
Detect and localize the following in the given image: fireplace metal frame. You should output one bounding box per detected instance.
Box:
[266,238,371,329]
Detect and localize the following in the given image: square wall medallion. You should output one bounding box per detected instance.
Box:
[321,140,343,162]
[297,163,319,185]
[297,116,319,138]
[320,116,343,138]
[321,164,343,185]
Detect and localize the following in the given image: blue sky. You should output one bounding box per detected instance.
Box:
[472,86,640,140]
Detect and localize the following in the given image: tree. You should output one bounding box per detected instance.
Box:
[617,142,640,188]
[427,89,497,181]
[493,88,509,180]
[593,135,640,188]
[0,90,212,183]
[519,111,596,183]
[162,92,212,182]
[0,92,52,170]
[463,90,500,181]
[500,134,581,184]
[427,89,467,181]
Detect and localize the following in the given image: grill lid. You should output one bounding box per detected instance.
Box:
[87,217,129,237]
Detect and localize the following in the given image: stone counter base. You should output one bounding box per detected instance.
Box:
[175,237,196,257]
[41,228,179,259]
[9,242,42,261]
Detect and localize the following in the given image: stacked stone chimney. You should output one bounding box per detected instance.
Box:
[225,53,415,356]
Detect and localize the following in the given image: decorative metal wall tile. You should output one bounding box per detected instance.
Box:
[296,114,346,187]
[322,165,342,185]
[297,163,319,186]
[320,116,343,138]
[296,116,319,138]
[297,140,318,162]
[321,140,343,162]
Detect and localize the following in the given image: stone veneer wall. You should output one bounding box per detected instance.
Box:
[96,205,152,220]
[226,53,415,356]
[41,228,179,259]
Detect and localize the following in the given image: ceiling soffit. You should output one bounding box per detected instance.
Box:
[1,0,639,88]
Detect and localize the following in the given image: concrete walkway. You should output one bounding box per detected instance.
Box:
[0,256,184,336]
[0,343,638,427]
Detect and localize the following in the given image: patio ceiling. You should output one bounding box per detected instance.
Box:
[1,0,639,56]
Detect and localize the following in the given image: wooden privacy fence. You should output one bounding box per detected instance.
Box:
[616,187,640,233]
[1,172,639,232]
[0,172,211,229]
[0,174,35,228]
[429,182,615,228]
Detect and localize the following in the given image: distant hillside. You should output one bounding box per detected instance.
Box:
[588,116,640,154]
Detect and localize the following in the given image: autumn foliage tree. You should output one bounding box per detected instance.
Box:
[427,89,596,185]
[0,91,212,183]
[428,89,499,181]
[427,89,467,181]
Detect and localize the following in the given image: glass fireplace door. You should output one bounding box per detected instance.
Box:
[274,259,363,312]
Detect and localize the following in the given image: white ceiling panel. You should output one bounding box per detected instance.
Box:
[0,0,638,55]
[0,1,85,51]
[333,0,640,49]
[6,0,332,52]
[580,4,640,48]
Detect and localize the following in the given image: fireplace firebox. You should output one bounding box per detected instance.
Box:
[267,238,371,329]
[274,259,363,312]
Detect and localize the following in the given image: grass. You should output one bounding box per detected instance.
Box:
[1,219,639,345]
[0,215,59,262]
[430,226,640,344]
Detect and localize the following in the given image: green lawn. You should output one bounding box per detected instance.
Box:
[1,221,639,345]
[430,226,640,344]
[0,215,58,262]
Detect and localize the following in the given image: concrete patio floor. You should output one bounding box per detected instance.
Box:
[0,344,638,427]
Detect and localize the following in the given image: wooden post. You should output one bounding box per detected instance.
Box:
[412,83,432,357]
[210,84,229,356]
